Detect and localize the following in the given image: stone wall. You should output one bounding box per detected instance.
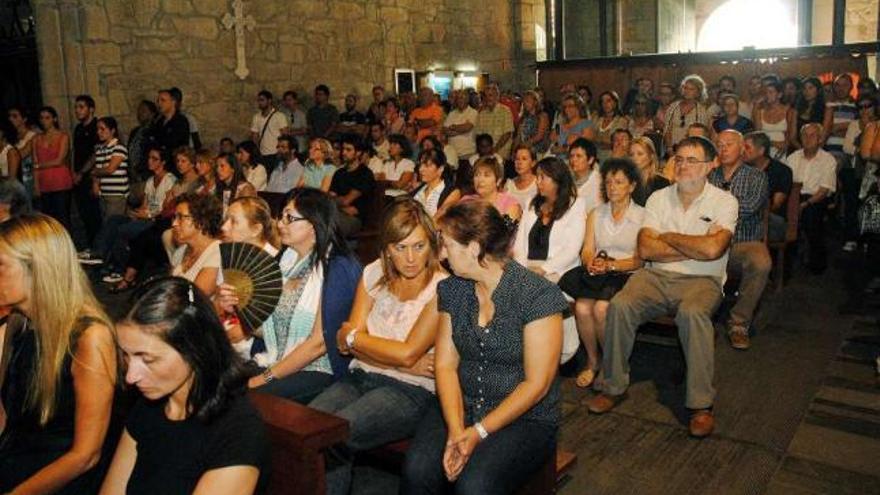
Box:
[33,0,533,147]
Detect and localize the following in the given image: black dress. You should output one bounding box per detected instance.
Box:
[0,316,117,494]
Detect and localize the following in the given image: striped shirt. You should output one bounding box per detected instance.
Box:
[824,100,858,153]
[95,138,129,196]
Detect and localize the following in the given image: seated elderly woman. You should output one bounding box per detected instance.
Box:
[169,192,223,298]
[461,156,522,223]
[217,188,361,403]
[411,148,460,218]
[100,277,269,494]
[558,158,645,388]
[401,200,567,494]
[298,138,336,192]
[0,214,117,494]
[513,156,586,284]
[309,198,447,495]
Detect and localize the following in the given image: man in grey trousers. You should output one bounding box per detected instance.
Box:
[586,136,739,438]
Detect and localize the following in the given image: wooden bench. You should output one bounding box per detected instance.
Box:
[248,391,350,495]
[366,439,577,495]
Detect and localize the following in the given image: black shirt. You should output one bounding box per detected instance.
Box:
[763,159,793,218]
[527,219,553,261]
[330,164,375,221]
[338,110,367,127]
[73,118,98,172]
[125,395,269,495]
[634,174,671,206]
[152,112,191,153]
[307,104,339,139]
[437,261,568,426]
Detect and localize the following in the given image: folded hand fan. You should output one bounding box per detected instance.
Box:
[220,242,283,333]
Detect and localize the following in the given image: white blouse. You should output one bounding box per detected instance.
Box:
[513,197,586,281]
[350,259,447,392]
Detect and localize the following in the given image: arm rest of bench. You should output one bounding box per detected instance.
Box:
[249,391,349,451]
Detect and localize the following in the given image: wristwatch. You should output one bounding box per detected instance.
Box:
[346,328,360,350]
[474,422,489,440]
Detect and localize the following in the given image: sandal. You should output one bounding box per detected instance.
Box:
[108,278,138,294]
[576,368,596,388]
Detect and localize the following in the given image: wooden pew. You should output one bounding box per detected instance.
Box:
[248,391,349,495]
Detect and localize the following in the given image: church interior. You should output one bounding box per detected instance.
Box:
[0,0,879,494]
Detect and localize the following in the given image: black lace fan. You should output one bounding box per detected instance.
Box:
[220,242,283,332]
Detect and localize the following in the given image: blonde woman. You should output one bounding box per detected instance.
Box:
[629,137,670,205]
[0,214,117,494]
[298,138,336,192]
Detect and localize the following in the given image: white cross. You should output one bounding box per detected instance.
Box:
[222,0,256,80]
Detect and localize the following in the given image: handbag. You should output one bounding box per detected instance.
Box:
[858,193,880,235]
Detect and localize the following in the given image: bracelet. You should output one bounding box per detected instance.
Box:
[262,367,276,383]
[474,422,489,440]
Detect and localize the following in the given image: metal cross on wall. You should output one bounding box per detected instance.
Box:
[221,0,256,80]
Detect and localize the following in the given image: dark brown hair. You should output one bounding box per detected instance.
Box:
[439,200,512,265]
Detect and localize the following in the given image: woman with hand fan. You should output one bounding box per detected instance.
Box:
[310,198,447,495]
[169,192,223,298]
[217,188,361,404]
[217,196,279,358]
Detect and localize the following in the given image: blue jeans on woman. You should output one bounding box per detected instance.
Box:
[400,402,557,495]
[255,370,335,405]
[309,369,435,495]
[93,215,152,271]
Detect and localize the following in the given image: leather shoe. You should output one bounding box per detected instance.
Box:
[586,393,624,414]
[689,409,715,438]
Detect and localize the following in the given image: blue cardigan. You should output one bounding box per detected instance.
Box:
[321,253,362,378]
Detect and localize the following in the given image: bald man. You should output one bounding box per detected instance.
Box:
[708,130,769,350]
[785,123,837,274]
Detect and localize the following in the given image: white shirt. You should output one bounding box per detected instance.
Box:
[245,164,268,192]
[171,240,222,283]
[373,140,390,161]
[785,148,837,195]
[577,169,604,216]
[505,177,537,212]
[444,106,479,157]
[443,144,459,169]
[143,173,177,217]
[513,197,587,280]
[382,158,415,181]
[349,259,447,392]
[642,182,738,282]
[250,109,290,156]
[592,200,645,260]
[414,181,446,216]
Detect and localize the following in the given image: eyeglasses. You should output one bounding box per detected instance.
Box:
[280,211,307,225]
[172,213,193,222]
[672,156,712,167]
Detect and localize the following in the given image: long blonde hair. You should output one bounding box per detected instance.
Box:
[630,136,660,177]
[0,214,113,424]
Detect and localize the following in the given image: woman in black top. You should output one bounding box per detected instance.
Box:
[401,201,568,495]
[0,214,118,494]
[629,136,670,205]
[100,277,268,495]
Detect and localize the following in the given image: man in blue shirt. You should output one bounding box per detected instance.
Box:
[709,130,769,351]
[265,136,303,194]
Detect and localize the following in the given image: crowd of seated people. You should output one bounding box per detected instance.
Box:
[1,68,879,494]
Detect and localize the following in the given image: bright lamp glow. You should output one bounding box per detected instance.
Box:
[697,0,798,51]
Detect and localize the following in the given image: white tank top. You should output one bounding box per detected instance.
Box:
[760,116,787,143]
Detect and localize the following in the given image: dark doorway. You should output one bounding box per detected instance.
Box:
[0,0,41,111]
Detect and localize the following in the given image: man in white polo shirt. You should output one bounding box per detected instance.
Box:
[786,123,837,273]
[587,136,738,438]
[250,90,289,171]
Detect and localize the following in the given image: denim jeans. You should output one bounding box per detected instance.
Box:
[255,369,335,405]
[400,402,557,495]
[309,369,435,495]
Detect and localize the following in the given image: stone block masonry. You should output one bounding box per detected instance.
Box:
[33,0,536,148]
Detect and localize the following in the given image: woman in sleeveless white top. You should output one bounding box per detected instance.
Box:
[755,82,796,160]
[557,161,645,388]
